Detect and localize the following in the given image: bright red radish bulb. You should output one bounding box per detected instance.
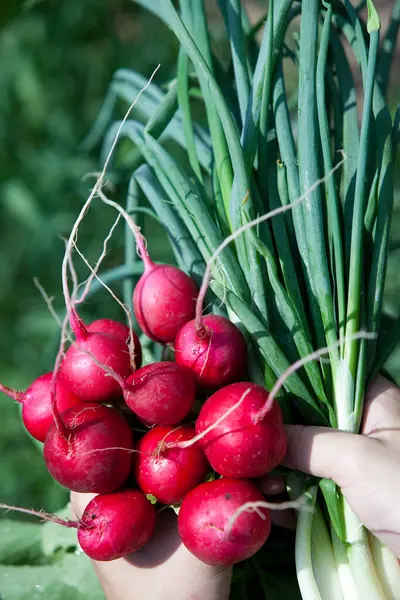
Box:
[133,425,209,505]
[78,490,156,561]
[0,372,81,442]
[44,403,133,493]
[87,319,142,369]
[123,362,196,426]
[178,478,271,566]
[59,312,132,403]
[195,382,287,478]
[133,255,198,344]
[174,315,247,389]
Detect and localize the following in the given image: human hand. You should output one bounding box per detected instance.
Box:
[70,493,232,600]
[283,375,400,556]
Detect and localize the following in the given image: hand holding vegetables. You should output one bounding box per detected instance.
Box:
[70,493,233,600]
[68,376,400,600]
[284,375,400,558]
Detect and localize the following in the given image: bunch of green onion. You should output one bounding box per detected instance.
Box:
[84,0,400,597]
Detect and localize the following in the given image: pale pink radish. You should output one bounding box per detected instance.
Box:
[178,478,271,566]
[174,314,247,389]
[133,425,209,504]
[0,372,81,442]
[44,403,133,493]
[122,362,196,425]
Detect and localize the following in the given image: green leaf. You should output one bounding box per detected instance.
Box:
[0,519,44,566]
[319,478,345,542]
[146,494,158,505]
[298,0,337,363]
[0,552,104,600]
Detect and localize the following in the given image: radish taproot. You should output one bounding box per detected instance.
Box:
[133,253,198,344]
[178,478,271,566]
[78,490,156,560]
[59,311,132,403]
[87,318,142,369]
[0,372,81,442]
[123,362,196,425]
[174,315,247,389]
[133,425,209,505]
[194,382,287,478]
[44,403,133,493]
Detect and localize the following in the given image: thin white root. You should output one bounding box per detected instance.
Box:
[74,213,121,305]
[96,188,152,269]
[50,65,160,430]
[33,278,67,332]
[166,387,253,450]
[224,496,309,539]
[72,238,138,369]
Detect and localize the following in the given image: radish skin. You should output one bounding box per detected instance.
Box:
[174,315,247,389]
[78,490,156,561]
[123,362,196,425]
[133,425,209,504]
[134,256,197,344]
[44,403,133,493]
[195,382,287,478]
[87,319,142,369]
[178,478,271,566]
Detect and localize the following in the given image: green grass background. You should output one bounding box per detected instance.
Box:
[0,0,398,546]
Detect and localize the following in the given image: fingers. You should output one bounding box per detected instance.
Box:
[283,424,376,487]
[362,375,400,440]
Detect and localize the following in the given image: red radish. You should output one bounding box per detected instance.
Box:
[87,319,142,369]
[133,255,198,344]
[59,311,132,403]
[0,490,156,562]
[123,362,196,425]
[174,315,247,389]
[78,490,156,561]
[195,382,287,478]
[133,425,209,505]
[44,403,133,493]
[0,372,81,443]
[178,478,271,566]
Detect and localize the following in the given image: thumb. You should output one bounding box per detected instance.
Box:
[284,425,373,486]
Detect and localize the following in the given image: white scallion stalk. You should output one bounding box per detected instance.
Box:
[295,485,323,600]
[344,500,387,600]
[311,505,344,600]
[333,360,356,432]
[331,523,360,600]
[370,534,400,600]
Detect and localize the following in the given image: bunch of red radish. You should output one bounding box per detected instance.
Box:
[1,250,287,567]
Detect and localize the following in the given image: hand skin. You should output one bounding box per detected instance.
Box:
[71,375,400,600]
[70,493,232,600]
[281,375,400,556]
